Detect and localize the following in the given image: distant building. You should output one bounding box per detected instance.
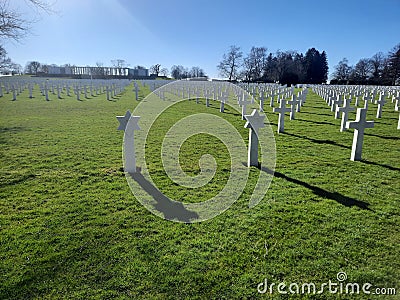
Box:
[185,77,209,81]
[128,68,149,78]
[44,65,149,79]
[47,66,72,75]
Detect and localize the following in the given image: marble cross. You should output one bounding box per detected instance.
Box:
[117,110,141,173]
[244,109,265,167]
[134,84,139,100]
[106,86,110,100]
[239,93,251,120]
[57,85,61,99]
[273,99,291,133]
[259,91,265,112]
[397,111,400,130]
[375,93,386,118]
[354,92,362,106]
[337,98,355,132]
[44,84,49,101]
[346,108,374,161]
[204,90,212,107]
[28,84,33,99]
[332,94,343,115]
[219,91,229,113]
[75,86,80,101]
[391,91,400,105]
[328,95,336,107]
[270,91,275,107]
[363,95,372,109]
[287,95,299,120]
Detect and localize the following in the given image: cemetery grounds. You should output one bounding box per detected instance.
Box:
[0,78,399,299]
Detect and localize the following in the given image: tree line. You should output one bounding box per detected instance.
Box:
[331,43,400,85]
[149,64,206,79]
[217,45,329,85]
[0,46,22,74]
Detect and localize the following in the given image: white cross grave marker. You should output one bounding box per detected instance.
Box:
[204,90,211,107]
[332,94,343,115]
[270,91,275,107]
[12,86,16,101]
[346,108,374,161]
[44,83,49,101]
[219,91,228,113]
[239,93,251,120]
[244,109,265,167]
[287,95,299,120]
[273,99,291,133]
[397,111,400,130]
[337,98,355,132]
[363,95,372,109]
[134,84,139,100]
[375,93,386,118]
[75,86,80,101]
[106,86,110,100]
[28,84,33,98]
[117,110,140,173]
[259,91,265,112]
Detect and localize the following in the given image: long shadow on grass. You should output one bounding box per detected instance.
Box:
[301,111,333,117]
[296,118,337,126]
[0,174,36,188]
[364,132,400,141]
[128,171,199,222]
[194,101,242,117]
[360,160,400,172]
[282,132,350,149]
[259,166,371,210]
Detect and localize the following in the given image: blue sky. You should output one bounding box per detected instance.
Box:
[4,0,400,79]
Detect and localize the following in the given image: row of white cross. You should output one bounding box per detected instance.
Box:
[0,78,131,101]
[119,81,309,170]
[313,85,400,161]
[125,81,398,164]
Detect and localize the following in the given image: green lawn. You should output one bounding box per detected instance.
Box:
[0,81,399,299]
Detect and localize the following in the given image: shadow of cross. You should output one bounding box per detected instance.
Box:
[128,171,199,223]
[259,166,372,211]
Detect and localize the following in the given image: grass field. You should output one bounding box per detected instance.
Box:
[0,81,399,299]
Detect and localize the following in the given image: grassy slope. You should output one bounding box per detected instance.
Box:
[0,83,399,299]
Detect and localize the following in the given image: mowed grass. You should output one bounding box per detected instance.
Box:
[0,81,399,299]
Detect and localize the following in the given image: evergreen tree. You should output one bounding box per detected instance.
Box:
[319,51,329,83]
[384,44,400,85]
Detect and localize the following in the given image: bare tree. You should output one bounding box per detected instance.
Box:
[0,0,54,41]
[150,64,161,76]
[370,52,385,79]
[111,59,127,68]
[40,63,48,73]
[190,66,205,78]
[332,58,353,83]
[217,45,242,81]
[351,58,373,83]
[242,46,268,81]
[25,61,41,74]
[171,65,185,79]
[160,67,169,77]
[0,45,12,71]
[10,62,22,74]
